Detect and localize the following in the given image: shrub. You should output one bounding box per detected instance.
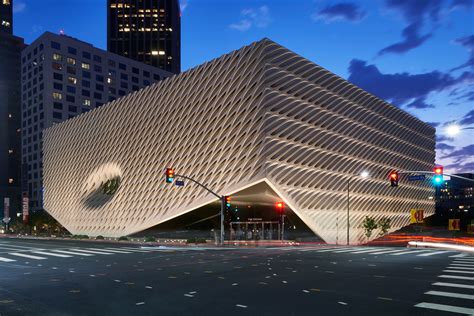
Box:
[186,237,196,244]
[145,236,156,242]
[362,216,378,238]
[118,236,128,241]
[195,238,207,244]
[72,234,89,239]
[96,235,105,240]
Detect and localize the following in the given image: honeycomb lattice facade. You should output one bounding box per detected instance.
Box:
[43,39,436,243]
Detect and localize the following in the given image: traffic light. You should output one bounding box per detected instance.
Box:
[275,201,285,215]
[389,171,399,187]
[433,165,443,185]
[165,168,174,183]
[224,196,231,210]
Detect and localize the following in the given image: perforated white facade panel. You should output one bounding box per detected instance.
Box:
[43,39,435,243]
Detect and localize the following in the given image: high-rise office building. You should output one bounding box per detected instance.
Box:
[21,32,172,211]
[0,0,25,218]
[107,0,180,74]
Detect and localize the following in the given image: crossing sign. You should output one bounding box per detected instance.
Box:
[448,219,460,231]
[410,209,424,224]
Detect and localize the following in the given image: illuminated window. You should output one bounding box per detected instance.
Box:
[83,99,91,106]
[53,53,62,61]
[3,0,11,5]
[68,76,77,84]
[8,149,13,154]
[52,92,62,100]
[67,57,76,65]
[81,63,90,69]
[2,20,11,27]
[8,178,13,184]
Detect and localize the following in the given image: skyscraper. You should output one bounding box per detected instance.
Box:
[0,0,25,218]
[21,32,172,211]
[107,0,181,74]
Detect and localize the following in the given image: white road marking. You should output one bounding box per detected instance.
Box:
[52,250,94,256]
[235,304,247,308]
[439,275,474,281]
[417,251,451,257]
[135,302,145,305]
[117,247,151,253]
[448,265,474,270]
[433,282,474,290]
[389,250,431,256]
[9,253,47,260]
[330,247,367,253]
[425,290,474,300]
[184,294,194,298]
[350,248,391,254]
[89,248,131,254]
[312,247,351,252]
[443,270,474,274]
[369,249,409,255]
[31,251,72,258]
[68,249,114,255]
[453,259,474,264]
[450,253,469,258]
[415,302,474,314]
[0,257,16,262]
[338,301,348,305]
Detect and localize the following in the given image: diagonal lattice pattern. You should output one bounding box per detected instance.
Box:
[43,39,435,243]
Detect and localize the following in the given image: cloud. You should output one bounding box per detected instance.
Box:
[347,59,472,108]
[311,2,367,23]
[436,134,454,142]
[230,6,271,32]
[378,0,443,55]
[427,121,441,127]
[180,0,189,13]
[437,143,456,151]
[450,0,474,10]
[13,0,26,13]
[451,34,474,71]
[460,109,474,125]
[442,144,474,162]
[444,161,474,173]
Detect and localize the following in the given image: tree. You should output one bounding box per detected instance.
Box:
[378,217,391,236]
[362,216,378,238]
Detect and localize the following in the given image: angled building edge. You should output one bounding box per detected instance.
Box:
[43,38,435,243]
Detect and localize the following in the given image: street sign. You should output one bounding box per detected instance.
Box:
[410,209,424,224]
[448,219,460,231]
[175,180,185,187]
[408,175,426,181]
[3,197,10,224]
[22,194,29,224]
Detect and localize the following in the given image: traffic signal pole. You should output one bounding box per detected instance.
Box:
[171,173,226,246]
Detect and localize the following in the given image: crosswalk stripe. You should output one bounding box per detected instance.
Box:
[87,248,131,254]
[368,249,410,255]
[389,250,431,256]
[52,250,94,256]
[68,249,114,255]
[31,251,72,258]
[448,265,474,270]
[311,247,348,252]
[454,259,474,264]
[9,252,47,260]
[118,247,153,253]
[417,251,451,257]
[439,275,474,281]
[330,247,368,253]
[425,290,474,300]
[415,302,474,314]
[433,282,474,290]
[0,256,16,262]
[0,246,45,252]
[443,270,474,275]
[350,248,391,254]
[450,253,469,258]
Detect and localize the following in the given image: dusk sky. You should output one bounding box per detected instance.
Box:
[12,0,473,174]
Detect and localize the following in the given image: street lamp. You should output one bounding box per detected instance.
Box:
[346,171,370,245]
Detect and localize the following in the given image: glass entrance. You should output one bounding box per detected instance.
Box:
[229,221,281,240]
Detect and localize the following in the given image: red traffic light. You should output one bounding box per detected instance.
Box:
[434,166,443,175]
[389,171,399,187]
[165,168,174,183]
[275,201,285,214]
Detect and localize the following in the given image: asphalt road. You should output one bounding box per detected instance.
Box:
[0,238,472,315]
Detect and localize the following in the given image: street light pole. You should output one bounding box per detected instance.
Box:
[347,179,350,246]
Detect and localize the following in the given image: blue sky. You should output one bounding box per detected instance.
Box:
[12,0,474,173]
